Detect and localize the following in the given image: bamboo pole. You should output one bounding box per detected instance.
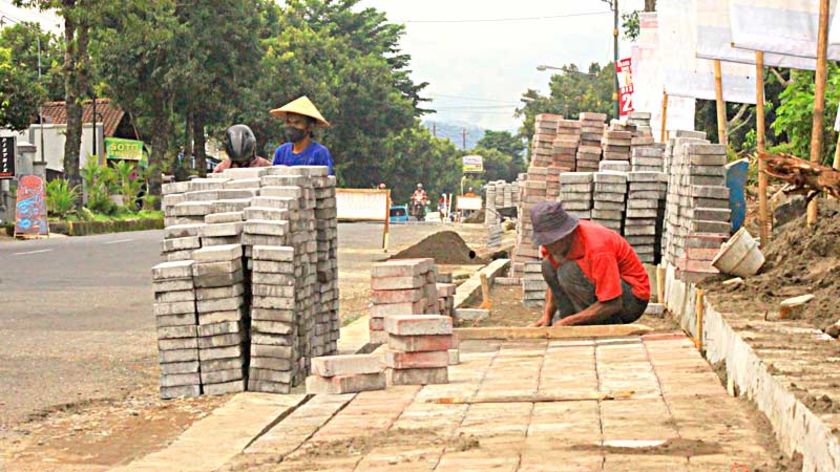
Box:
[834,131,840,170]
[382,190,391,252]
[660,90,669,143]
[713,60,728,146]
[694,289,704,350]
[807,0,830,226]
[755,51,770,247]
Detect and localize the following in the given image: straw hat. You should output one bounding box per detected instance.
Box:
[269,96,331,128]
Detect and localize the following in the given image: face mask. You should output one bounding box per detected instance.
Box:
[285,126,307,143]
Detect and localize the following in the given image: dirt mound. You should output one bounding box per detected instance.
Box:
[702,202,840,332]
[391,231,486,265]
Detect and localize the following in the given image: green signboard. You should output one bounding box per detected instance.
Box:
[105,137,145,161]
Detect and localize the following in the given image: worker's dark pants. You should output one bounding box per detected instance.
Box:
[541,259,648,325]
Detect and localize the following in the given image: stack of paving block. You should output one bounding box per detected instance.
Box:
[487,222,503,248]
[552,118,581,170]
[662,136,732,281]
[192,244,248,396]
[591,172,627,233]
[531,113,562,167]
[384,315,451,385]
[627,112,654,147]
[624,172,667,264]
[576,112,606,171]
[558,172,593,220]
[631,145,666,172]
[601,125,632,162]
[661,131,711,256]
[153,260,201,399]
[313,174,340,358]
[369,258,438,344]
[545,167,563,199]
[437,283,456,317]
[512,167,548,275]
[161,223,202,262]
[247,245,297,393]
[306,354,385,394]
[522,261,547,307]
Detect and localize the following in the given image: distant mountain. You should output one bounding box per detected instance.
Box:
[422,120,485,150]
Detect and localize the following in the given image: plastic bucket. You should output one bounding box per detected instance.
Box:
[712,228,765,277]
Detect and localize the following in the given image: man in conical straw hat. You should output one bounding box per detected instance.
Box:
[270,96,335,175]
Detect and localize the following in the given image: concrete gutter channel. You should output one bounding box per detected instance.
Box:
[664,263,840,472]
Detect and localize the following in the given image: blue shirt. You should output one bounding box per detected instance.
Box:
[272,141,334,175]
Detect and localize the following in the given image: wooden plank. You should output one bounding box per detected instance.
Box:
[660,91,668,143]
[427,390,635,405]
[755,51,771,248]
[713,59,728,146]
[454,324,654,340]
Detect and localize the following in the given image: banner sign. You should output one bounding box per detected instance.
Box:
[14,175,49,237]
[462,155,484,173]
[0,137,15,179]
[616,57,634,117]
[105,137,144,161]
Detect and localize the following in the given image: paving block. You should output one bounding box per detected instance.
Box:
[252,245,295,261]
[448,348,460,365]
[386,367,448,385]
[311,353,383,377]
[203,379,246,396]
[371,259,434,278]
[192,244,243,262]
[388,334,455,352]
[305,372,386,394]
[152,260,194,280]
[384,315,453,336]
[384,350,448,369]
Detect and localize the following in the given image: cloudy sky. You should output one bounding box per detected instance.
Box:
[362,0,644,131]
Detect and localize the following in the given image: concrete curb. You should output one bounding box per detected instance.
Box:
[453,258,510,308]
[50,218,164,236]
[664,263,840,472]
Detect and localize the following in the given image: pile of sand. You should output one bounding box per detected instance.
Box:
[391,231,486,265]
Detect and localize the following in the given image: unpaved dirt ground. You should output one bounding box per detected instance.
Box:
[702,203,840,333]
[0,363,226,471]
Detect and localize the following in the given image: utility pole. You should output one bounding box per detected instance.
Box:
[432,122,436,137]
[462,128,467,150]
[91,92,97,159]
[603,0,620,118]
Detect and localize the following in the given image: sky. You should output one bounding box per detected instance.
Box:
[0,0,61,32]
[361,0,644,132]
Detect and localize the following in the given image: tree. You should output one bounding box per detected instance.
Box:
[0,46,44,130]
[92,0,185,199]
[477,130,525,161]
[379,124,460,204]
[516,62,616,152]
[0,22,64,100]
[15,0,100,189]
[174,0,262,176]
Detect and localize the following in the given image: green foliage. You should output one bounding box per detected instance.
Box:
[0,46,44,130]
[113,160,142,200]
[771,64,840,164]
[46,179,79,218]
[80,159,120,214]
[516,62,616,151]
[0,22,64,100]
[477,130,525,160]
[622,11,640,41]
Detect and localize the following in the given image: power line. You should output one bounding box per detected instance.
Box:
[429,93,519,104]
[400,11,610,24]
[433,105,517,110]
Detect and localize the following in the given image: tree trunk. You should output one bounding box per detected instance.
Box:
[193,114,207,177]
[182,112,193,174]
[62,1,88,190]
[644,0,656,11]
[148,94,170,204]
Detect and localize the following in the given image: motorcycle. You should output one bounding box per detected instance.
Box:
[411,198,426,221]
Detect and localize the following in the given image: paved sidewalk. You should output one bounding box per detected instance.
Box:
[226,332,782,471]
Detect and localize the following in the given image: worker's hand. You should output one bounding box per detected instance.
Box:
[530,315,551,327]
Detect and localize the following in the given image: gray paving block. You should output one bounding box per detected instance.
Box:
[250,308,296,322]
[158,348,199,364]
[197,320,244,337]
[152,260,194,280]
[193,259,243,277]
[199,344,244,361]
[160,361,200,375]
[200,358,245,372]
[158,337,199,351]
[156,312,198,328]
[197,295,245,314]
[210,199,252,214]
[197,332,244,349]
[195,284,244,301]
[157,324,197,339]
[201,368,244,385]
[155,289,195,303]
[192,244,242,262]
[160,384,201,399]
[205,212,244,224]
[203,379,245,396]
[154,300,196,316]
[198,309,246,325]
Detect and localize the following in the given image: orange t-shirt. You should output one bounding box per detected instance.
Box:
[540,220,650,301]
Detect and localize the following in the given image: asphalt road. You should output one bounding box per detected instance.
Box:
[0,231,162,429]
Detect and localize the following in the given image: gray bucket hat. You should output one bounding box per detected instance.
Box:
[530,201,579,247]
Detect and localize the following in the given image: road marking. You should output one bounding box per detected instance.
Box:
[12,249,53,256]
[104,238,135,245]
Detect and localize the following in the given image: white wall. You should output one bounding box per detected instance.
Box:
[25,123,105,172]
